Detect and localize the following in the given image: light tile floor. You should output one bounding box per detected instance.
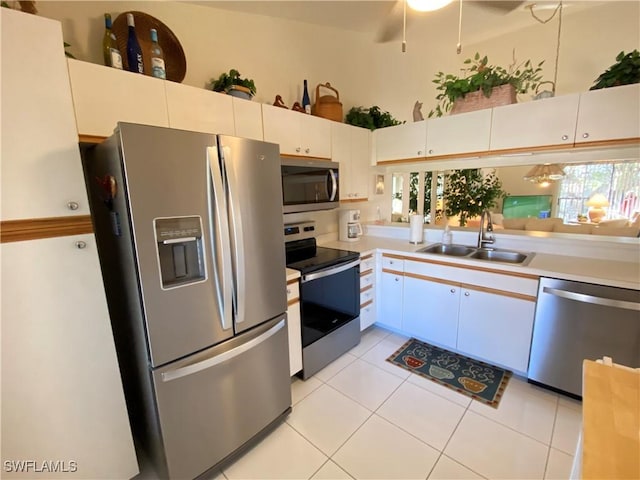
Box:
[217,326,582,480]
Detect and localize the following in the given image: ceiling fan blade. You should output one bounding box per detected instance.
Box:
[472,0,525,12]
[375,0,413,43]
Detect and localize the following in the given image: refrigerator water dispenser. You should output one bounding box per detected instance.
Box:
[154,216,206,289]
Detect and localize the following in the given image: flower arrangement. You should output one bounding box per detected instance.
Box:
[443,169,506,226]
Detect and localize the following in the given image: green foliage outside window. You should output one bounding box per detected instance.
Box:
[443,169,506,226]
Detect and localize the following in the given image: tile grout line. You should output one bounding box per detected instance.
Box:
[542,395,562,479]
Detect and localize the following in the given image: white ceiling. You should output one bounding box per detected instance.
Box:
[184,1,604,45]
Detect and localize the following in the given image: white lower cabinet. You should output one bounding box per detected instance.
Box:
[402,275,460,350]
[457,287,535,373]
[359,252,376,330]
[378,255,404,330]
[1,235,138,479]
[286,278,302,376]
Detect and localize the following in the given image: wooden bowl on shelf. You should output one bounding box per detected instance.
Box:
[112,11,186,82]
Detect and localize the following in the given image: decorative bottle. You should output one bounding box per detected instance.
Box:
[102,13,122,69]
[149,28,166,79]
[126,13,144,74]
[302,79,311,114]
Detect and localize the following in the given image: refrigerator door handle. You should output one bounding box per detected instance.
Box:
[160,319,286,382]
[221,144,246,325]
[207,146,233,331]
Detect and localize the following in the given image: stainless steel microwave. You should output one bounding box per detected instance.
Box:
[281,159,340,213]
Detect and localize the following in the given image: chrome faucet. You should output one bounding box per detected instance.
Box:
[477,210,495,249]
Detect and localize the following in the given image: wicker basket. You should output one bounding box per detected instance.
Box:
[112,11,186,83]
[312,83,343,122]
[450,84,516,115]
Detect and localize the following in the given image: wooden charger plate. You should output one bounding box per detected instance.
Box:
[112,11,186,82]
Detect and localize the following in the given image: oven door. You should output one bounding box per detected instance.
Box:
[281,159,339,213]
[299,259,360,348]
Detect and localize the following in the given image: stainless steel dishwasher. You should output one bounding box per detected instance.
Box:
[528,277,640,398]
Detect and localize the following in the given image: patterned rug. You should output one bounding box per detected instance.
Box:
[386,338,511,408]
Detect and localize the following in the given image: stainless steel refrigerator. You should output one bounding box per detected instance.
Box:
[83,123,291,479]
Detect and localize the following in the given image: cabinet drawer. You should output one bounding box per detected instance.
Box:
[360,254,375,271]
[360,301,376,331]
[286,279,299,305]
[382,255,404,272]
[360,271,374,289]
[360,285,375,305]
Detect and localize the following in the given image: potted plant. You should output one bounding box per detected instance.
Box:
[345,106,404,130]
[429,52,544,117]
[590,50,640,90]
[443,168,506,227]
[209,69,256,100]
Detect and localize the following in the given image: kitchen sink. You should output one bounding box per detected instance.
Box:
[417,243,534,266]
[470,249,531,264]
[417,243,476,256]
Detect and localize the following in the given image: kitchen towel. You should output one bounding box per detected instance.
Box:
[409,214,424,244]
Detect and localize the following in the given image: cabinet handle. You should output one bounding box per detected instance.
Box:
[582,133,590,139]
[305,148,310,154]
[450,288,456,293]
[395,277,399,282]
[287,288,291,294]
[296,147,301,153]
[417,150,422,155]
[67,201,79,211]
[464,291,470,297]
[561,135,568,141]
[75,241,87,249]
[428,149,434,154]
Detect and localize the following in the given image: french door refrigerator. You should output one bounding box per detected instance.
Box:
[83,123,291,479]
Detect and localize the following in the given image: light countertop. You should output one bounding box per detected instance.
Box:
[320,236,640,290]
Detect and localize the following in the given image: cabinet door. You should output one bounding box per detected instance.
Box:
[378,271,403,330]
[165,81,234,135]
[490,94,580,151]
[426,109,491,157]
[575,84,640,143]
[402,276,460,349]
[375,121,427,162]
[457,288,535,373]
[68,58,169,138]
[233,97,264,140]
[331,121,352,191]
[1,9,89,220]
[350,126,371,199]
[301,114,332,158]
[286,279,302,376]
[262,104,301,155]
[1,235,138,479]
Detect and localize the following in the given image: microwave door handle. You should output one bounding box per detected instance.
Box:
[207,146,233,331]
[220,144,246,325]
[327,169,338,201]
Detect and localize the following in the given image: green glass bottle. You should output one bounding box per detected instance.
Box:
[102,13,122,69]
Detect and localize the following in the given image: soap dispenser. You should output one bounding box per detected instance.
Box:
[442,224,452,245]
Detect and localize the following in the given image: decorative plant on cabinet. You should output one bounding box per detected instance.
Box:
[209,69,256,100]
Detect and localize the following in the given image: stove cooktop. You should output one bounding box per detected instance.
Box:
[286,240,359,274]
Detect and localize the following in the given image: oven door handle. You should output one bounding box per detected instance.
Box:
[302,258,360,283]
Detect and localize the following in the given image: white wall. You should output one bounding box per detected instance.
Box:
[37,1,640,122]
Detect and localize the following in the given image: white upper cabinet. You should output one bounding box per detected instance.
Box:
[165,82,235,135]
[1,9,89,220]
[262,104,331,158]
[575,84,640,144]
[426,109,492,157]
[375,121,427,162]
[331,122,370,200]
[490,94,580,151]
[233,97,264,140]
[68,58,169,138]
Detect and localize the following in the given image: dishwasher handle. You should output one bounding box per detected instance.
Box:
[542,286,640,312]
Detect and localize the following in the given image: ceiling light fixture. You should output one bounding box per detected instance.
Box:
[407,0,454,12]
[523,163,566,186]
